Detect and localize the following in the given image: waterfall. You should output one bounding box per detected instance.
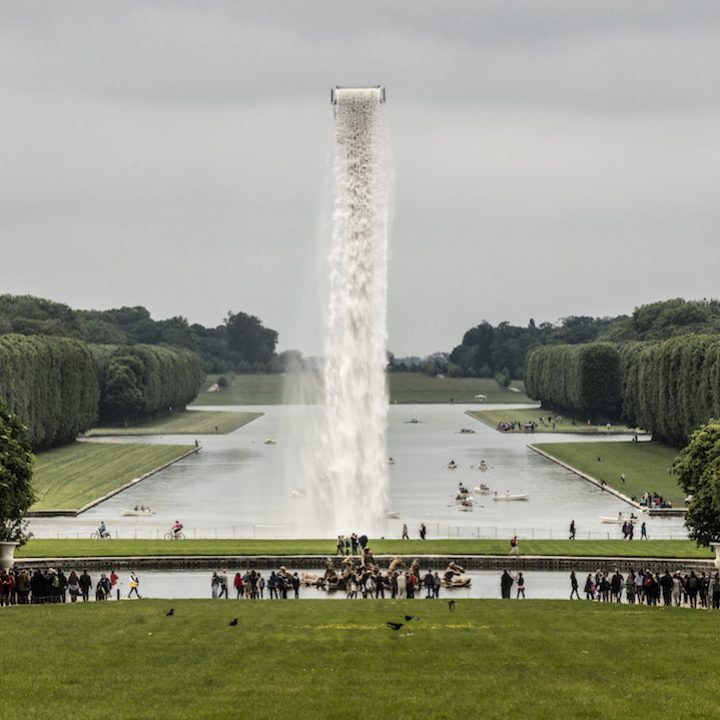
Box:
[301,87,391,537]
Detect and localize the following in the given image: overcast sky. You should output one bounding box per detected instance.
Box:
[1,1,719,356]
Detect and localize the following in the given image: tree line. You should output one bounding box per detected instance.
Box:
[0,295,282,373]
[525,334,720,447]
[0,334,203,449]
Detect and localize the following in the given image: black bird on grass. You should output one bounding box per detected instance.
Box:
[229,618,238,626]
[386,622,404,631]
[448,600,456,612]
[166,608,174,616]
[404,615,419,622]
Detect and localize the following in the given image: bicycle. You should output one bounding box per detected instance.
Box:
[164,531,185,541]
[90,531,112,540]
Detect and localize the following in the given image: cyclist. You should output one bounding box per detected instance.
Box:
[171,520,184,538]
[97,521,109,539]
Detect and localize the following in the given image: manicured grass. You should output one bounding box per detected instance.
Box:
[16,538,712,559]
[534,441,684,505]
[470,407,637,434]
[389,373,530,403]
[2,599,720,719]
[31,442,194,511]
[192,372,532,405]
[85,410,261,436]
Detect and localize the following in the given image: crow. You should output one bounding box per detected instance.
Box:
[404,615,419,622]
[166,608,174,617]
[448,600,456,612]
[229,618,238,626]
[386,622,404,631]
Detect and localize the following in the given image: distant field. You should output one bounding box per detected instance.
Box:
[16,538,710,559]
[2,599,720,719]
[192,372,531,406]
[470,407,637,434]
[85,410,261,436]
[534,441,684,506]
[31,442,194,511]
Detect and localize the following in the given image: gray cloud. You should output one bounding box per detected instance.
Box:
[1,1,719,355]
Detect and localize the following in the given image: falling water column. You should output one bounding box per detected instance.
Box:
[313,86,391,536]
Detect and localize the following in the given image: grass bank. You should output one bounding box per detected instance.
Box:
[534,441,683,505]
[85,410,261,436]
[192,372,531,405]
[470,407,637,434]
[16,538,711,559]
[31,442,194,512]
[2,599,719,719]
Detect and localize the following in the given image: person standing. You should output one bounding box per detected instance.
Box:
[509,535,519,556]
[401,524,409,540]
[423,570,434,599]
[569,520,576,540]
[640,522,648,540]
[396,571,407,599]
[419,523,427,540]
[433,571,441,599]
[292,573,300,599]
[501,569,514,599]
[128,571,141,599]
[516,572,526,599]
[79,569,92,603]
[570,570,580,599]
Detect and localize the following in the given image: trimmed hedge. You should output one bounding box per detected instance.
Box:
[524,343,622,419]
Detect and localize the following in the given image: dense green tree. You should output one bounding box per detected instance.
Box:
[0,401,35,544]
[224,311,278,365]
[673,420,720,546]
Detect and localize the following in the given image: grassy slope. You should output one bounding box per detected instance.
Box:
[2,600,719,719]
[16,538,712,559]
[85,410,261,436]
[534,441,683,505]
[470,407,637,434]
[192,372,531,405]
[31,442,193,511]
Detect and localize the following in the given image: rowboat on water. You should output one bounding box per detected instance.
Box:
[120,508,155,517]
[599,515,638,524]
[492,493,529,502]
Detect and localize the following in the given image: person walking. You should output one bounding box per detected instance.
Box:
[640,522,648,540]
[569,520,576,540]
[401,524,409,540]
[128,571,141,599]
[516,572,526,599]
[570,570,580,599]
[509,535,519,556]
[419,523,427,540]
[218,570,229,599]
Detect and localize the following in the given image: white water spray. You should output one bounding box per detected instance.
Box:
[298,87,391,536]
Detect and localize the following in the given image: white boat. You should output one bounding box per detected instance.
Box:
[474,484,491,495]
[492,493,529,502]
[120,508,155,517]
[386,511,401,519]
[600,515,638,524]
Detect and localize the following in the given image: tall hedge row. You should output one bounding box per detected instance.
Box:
[621,335,720,446]
[0,335,204,447]
[524,343,623,419]
[0,334,99,448]
[91,344,204,423]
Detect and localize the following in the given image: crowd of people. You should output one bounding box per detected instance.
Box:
[572,568,720,608]
[0,567,143,605]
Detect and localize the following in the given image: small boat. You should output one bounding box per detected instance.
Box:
[386,511,401,519]
[600,515,638,524]
[264,438,277,445]
[120,507,155,517]
[492,493,529,502]
[474,484,491,495]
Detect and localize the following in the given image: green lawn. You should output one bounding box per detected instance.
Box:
[16,538,712,559]
[470,407,637,434]
[31,442,194,511]
[2,599,719,719]
[85,410,261,436]
[192,372,532,405]
[534,441,684,505]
